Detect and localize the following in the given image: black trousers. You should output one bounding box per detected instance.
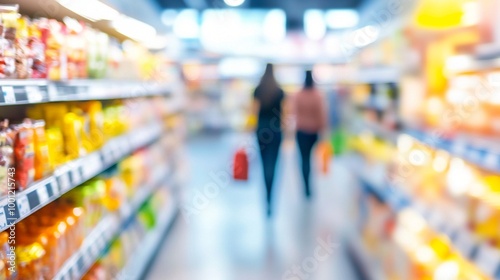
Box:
[297,130,319,196]
[257,129,282,207]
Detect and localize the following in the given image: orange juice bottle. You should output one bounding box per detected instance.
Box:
[38,216,64,272]
[16,234,45,280]
[26,224,51,279]
[57,203,79,257]
[71,206,85,247]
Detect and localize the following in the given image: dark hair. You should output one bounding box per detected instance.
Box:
[304,70,314,89]
[256,63,281,107]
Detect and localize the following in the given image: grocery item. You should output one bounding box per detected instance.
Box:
[65,18,87,79]
[15,233,46,280]
[33,120,51,180]
[0,5,19,78]
[42,19,67,80]
[82,101,105,150]
[86,29,108,79]
[15,16,31,79]
[12,119,35,191]
[28,19,47,79]
[0,232,10,280]
[63,111,86,160]
[0,120,15,196]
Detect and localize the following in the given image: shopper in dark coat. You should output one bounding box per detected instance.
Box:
[252,63,285,217]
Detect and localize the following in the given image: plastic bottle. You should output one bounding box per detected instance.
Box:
[38,215,64,273]
[33,120,51,180]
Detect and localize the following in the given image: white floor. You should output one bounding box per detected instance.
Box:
[146,133,362,280]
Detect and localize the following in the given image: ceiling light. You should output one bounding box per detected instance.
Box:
[111,15,156,42]
[304,10,326,41]
[57,0,119,22]
[224,0,245,7]
[263,9,286,43]
[326,9,359,29]
[173,9,200,39]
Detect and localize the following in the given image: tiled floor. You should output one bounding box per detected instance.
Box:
[146,133,362,280]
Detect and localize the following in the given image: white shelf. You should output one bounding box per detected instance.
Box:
[0,80,172,106]
[0,121,163,232]
[53,165,174,280]
[351,154,500,279]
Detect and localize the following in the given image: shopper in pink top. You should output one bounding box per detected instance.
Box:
[294,70,327,199]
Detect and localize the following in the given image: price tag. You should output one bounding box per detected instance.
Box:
[17,196,30,218]
[82,250,92,267]
[475,244,500,276]
[71,165,82,186]
[26,86,43,103]
[89,243,99,257]
[97,236,106,251]
[37,186,50,205]
[49,177,60,197]
[58,171,71,192]
[80,154,100,179]
[111,144,121,160]
[70,266,80,279]
[101,145,114,165]
[0,208,7,229]
[120,203,132,219]
[120,138,131,155]
[2,86,15,103]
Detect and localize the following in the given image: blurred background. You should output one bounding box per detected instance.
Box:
[1,0,500,279]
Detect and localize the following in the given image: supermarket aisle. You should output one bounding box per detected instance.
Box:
[146,133,361,280]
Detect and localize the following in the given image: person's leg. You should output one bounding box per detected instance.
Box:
[296,131,309,196]
[297,131,318,198]
[258,131,282,216]
[265,133,281,215]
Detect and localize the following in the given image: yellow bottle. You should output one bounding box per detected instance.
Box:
[33,120,51,180]
[63,111,85,160]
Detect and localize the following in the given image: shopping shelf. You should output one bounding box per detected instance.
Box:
[349,154,500,279]
[53,164,176,280]
[0,121,163,232]
[119,199,177,280]
[348,155,411,211]
[359,122,500,174]
[407,129,500,174]
[0,79,172,106]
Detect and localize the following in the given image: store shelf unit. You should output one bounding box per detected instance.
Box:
[0,80,172,106]
[53,164,176,280]
[357,120,500,174]
[406,129,500,174]
[119,199,177,280]
[0,122,163,232]
[349,154,500,279]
